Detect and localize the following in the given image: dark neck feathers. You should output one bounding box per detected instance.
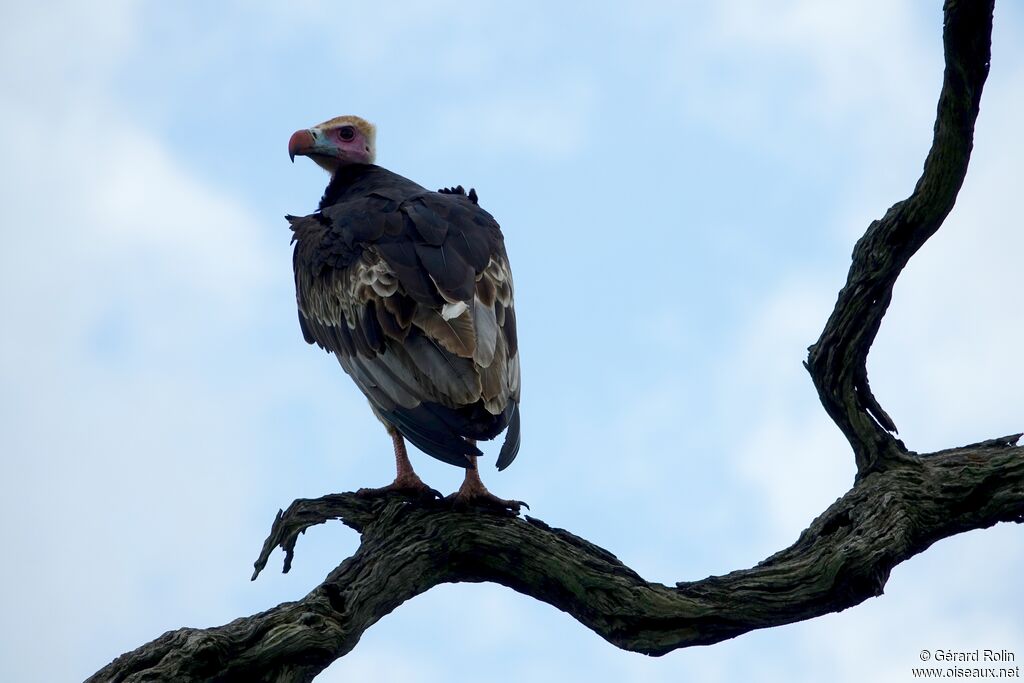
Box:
[319,163,379,210]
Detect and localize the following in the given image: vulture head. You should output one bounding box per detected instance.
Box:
[288,115,377,172]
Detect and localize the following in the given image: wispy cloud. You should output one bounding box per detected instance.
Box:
[2,2,1021,682]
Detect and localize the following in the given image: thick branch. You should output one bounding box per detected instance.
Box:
[805,0,994,472]
[90,439,1024,682]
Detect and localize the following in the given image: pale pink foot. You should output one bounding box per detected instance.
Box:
[356,471,441,499]
[357,429,441,500]
[445,453,527,513]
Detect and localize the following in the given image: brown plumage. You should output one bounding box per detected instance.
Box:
[287,116,521,506]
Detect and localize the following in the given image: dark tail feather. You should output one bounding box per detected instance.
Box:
[495,401,520,471]
[384,406,481,468]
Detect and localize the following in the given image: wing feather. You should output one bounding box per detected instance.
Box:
[291,165,521,468]
[472,295,498,367]
[403,333,482,406]
[412,306,476,358]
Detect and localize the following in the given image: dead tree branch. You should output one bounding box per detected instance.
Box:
[90,2,1020,682]
[805,0,994,473]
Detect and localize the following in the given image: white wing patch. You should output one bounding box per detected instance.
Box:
[441,301,468,320]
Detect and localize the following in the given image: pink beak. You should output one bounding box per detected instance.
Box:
[288,129,316,162]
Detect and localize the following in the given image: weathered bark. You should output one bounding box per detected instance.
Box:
[89,2,1020,682]
[805,0,994,473]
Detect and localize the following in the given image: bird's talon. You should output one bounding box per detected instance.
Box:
[355,480,442,501]
[443,491,526,515]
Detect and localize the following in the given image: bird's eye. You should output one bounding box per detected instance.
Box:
[339,126,356,141]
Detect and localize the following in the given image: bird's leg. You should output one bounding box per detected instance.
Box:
[356,428,440,499]
[391,429,424,488]
[446,442,526,513]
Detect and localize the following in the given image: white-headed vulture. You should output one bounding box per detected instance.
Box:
[287,115,522,510]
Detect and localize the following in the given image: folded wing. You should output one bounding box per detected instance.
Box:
[290,181,521,469]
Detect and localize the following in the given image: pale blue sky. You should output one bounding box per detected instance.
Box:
[2,2,1023,682]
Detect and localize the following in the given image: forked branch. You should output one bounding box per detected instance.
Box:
[89,2,1020,682]
[90,439,1024,682]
